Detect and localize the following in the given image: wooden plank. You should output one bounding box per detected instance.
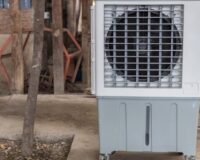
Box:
[52,0,65,94]
[10,0,24,93]
[22,0,45,156]
[110,152,185,160]
[0,9,33,33]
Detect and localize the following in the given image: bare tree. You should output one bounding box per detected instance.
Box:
[52,0,65,94]
[22,0,45,156]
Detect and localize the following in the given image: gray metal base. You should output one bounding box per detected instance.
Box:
[97,97,200,157]
[100,154,195,160]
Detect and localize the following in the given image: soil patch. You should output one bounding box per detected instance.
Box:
[0,136,74,160]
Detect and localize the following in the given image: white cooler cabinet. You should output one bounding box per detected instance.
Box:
[98,97,199,157]
[91,1,200,159]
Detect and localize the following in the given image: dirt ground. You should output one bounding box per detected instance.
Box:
[0,94,199,160]
[0,95,99,160]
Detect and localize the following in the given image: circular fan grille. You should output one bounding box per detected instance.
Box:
[105,9,182,82]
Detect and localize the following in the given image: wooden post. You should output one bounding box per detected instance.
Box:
[10,0,24,94]
[22,0,45,156]
[67,0,75,35]
[52,0,65,94]
[82,0,92,88]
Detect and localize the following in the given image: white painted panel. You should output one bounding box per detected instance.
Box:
[127,102,151,151]
[152,102,177,152]
[98,100,127,154]
[91,5,96,95]
[177,101,200,156]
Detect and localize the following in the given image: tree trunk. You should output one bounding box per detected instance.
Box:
[52,0,65,94]
[10,0,24,94]
[22,0,45,156]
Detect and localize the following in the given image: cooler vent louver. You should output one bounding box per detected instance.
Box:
[104,5,184,88]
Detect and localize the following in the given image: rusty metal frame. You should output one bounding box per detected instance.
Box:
[0,35,12,89]
[0,32,31,90]
[44,27,82,83]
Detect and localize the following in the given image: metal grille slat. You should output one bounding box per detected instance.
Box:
[105,56,182,58]
[147,6,151,86]
[124,7,128,86]
[105,36,183,39]
[113,6,117,87]
[158,6,162,87]
[136,6,139,86]
[170,6,174,87]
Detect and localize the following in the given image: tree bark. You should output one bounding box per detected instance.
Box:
[67,0,75,35]
[82,0,92,88]
[22,0,45,156]
[0,9,33,33]
[10,0,24,94]
[75,0,81,34]
[52,0,65,94]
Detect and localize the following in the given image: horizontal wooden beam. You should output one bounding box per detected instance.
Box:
[0,9,33,33]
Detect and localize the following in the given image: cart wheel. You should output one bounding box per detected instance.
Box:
[99,155,106,160]
[99,154,109,160]
[187,156,196,160]
[190,156,196,160]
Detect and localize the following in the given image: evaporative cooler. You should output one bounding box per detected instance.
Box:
[91,0,200,160]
